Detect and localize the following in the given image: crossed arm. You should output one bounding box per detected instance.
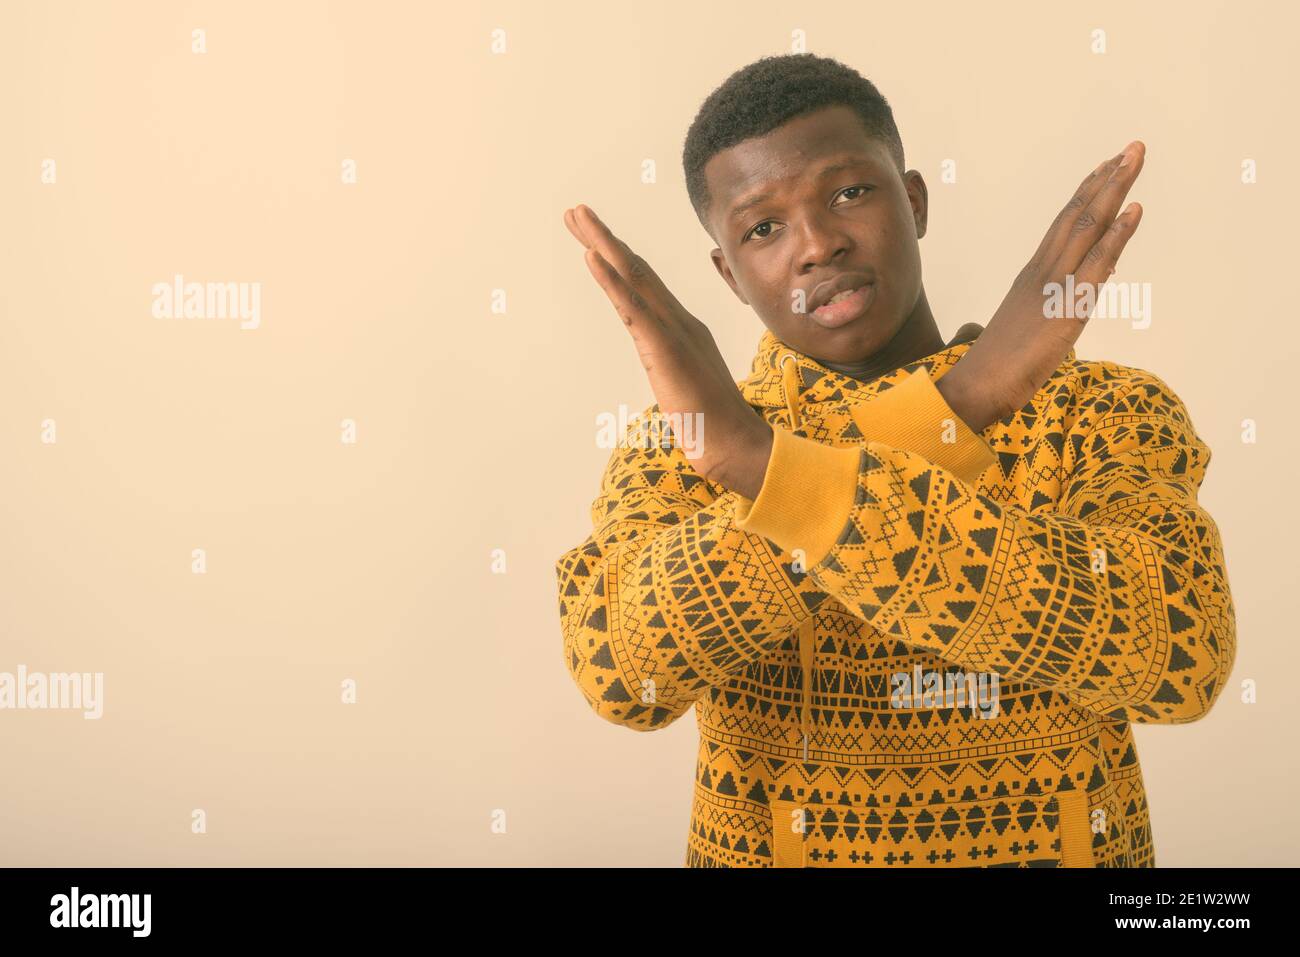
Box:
[558,362,1235,730]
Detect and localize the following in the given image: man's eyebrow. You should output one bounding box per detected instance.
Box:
[726,158,876,222]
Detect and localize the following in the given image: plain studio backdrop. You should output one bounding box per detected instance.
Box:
[0,0,1295,866]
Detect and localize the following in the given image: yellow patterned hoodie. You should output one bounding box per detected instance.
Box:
[556,328,1236,867]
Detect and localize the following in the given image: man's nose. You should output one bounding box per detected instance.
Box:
[795,210,854,270]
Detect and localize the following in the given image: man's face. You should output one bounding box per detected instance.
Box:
[705,104,928,365]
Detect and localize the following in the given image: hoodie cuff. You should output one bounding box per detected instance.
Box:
[733,368,998,568]
[849,368,997,486]
[733,427,861,567]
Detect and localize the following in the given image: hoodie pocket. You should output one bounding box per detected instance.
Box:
[770,789,1096,868]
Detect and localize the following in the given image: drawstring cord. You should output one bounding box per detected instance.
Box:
[798,617,815,763]
[780,351,803,430]
[780,351,814,764]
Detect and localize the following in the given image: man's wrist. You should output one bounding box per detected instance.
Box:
[935,369,999,434]
[717,420,773,500]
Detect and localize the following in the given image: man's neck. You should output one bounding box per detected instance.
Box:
[817,291,946,384]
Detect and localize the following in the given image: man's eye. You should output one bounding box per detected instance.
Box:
[743,187,871,242]
[834,185,872,203]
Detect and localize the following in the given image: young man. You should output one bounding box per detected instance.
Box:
[555,53,1235,868]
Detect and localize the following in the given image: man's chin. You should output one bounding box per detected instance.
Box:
[791,318,889,365]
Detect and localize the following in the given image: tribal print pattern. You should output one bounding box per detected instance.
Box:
[556,329,1234,867]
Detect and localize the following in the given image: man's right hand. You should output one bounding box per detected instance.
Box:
[563,203,775,500]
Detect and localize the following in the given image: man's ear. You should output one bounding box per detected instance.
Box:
[903,169,929,239]
[710,248,749,305]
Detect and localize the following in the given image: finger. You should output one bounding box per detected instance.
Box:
[583,246,663,335]
[1030,144,1133,269]
[1072,201,1143,290]
[1054,141,1145,273]
[563,207,593,249]
[574,205,681,315]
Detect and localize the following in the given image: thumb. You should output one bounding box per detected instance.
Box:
[948,322,985,346]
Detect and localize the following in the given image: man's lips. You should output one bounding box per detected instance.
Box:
[809,281,875,329]
[807,271,874,312]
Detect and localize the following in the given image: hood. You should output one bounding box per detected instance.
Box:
[739,327,978,427]
[734,327,1069,765]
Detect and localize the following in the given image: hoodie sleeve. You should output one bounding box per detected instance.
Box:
[734,368,1237,726]
[556,381,1000,732]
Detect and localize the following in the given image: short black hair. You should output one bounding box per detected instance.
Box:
[681,53,906,238]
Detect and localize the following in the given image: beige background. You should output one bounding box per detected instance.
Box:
[0,0,1294,866]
